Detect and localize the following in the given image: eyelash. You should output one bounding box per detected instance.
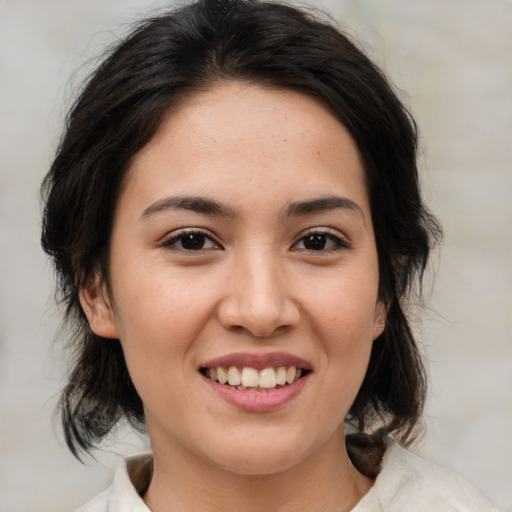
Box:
[161,229,221,252]
[292,229,348,253]
[160,229,348,253]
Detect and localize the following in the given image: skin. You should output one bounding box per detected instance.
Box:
[81,81,386,512]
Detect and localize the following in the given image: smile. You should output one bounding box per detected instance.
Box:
[202,365,306,391]
[199,352,312,409]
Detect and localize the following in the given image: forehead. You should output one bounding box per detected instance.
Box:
[121,81,369,218]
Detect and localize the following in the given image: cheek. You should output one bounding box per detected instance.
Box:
[306,270,379,340]
[110,272,214,413]
[303,270,378,389]
[113,259,212,331]
[109,263,222,382]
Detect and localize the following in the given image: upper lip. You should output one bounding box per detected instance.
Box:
[200,352,312,370]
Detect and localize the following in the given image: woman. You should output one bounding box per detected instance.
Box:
[40,0,498,510]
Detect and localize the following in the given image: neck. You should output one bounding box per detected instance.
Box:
[142,428,373,512]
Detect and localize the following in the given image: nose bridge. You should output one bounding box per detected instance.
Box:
[243,246,282,313]
[218,243,299,337]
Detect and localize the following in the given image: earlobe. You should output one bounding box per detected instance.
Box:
[79,275,119,339]
[372,301,387,340]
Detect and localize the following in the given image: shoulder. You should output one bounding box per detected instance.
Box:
[73,455,152,512]
[369,440,499,512]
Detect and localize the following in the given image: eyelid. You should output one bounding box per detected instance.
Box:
[160,227,223,250]
[291,227,350,251]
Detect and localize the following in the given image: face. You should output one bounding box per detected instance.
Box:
[81,81,385,476]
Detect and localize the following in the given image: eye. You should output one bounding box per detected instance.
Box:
[162,230,220,251]
[293,231,347,252]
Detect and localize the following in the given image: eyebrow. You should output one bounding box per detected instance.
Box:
[284,195,365,223]
[141,195,237,220]
[140,194,365,223]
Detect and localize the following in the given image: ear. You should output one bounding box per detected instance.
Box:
[79,274,120,339]
[372,300,387,340]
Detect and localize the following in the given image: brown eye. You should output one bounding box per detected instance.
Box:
[163,231,218,251]
[180,233,207,250]
[303,233,328,250]
[294,232,347,252]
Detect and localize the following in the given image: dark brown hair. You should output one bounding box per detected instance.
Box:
[41,0,441,474]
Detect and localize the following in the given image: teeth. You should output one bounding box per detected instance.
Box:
[286,366,296,384]
[217,367,228,384]
[206,365,305,389]
[241,367,259,387]
[259,367,276,388]
[227,366,241,386]
[276,366,287,385]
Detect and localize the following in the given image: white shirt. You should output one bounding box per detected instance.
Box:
[75,441,499,511]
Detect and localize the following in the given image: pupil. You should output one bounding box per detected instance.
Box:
[182,233,205,250]
[304,234,326,250]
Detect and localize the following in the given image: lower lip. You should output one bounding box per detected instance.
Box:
[202,374,309,412]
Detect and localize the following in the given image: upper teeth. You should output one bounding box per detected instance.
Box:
[206,366,303,389]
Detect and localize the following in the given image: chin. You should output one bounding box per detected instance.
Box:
[202,427,335,476]
[213,447,306,476]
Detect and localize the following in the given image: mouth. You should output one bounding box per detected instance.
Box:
[199,352,312,392]
[199,353,311,411]
[200,365,309,391]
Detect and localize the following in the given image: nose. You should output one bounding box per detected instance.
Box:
[216,249,300,338]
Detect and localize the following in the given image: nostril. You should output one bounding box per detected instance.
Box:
[227,324,245,334]
[216,282,300,338]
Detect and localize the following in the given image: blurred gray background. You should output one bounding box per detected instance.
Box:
[0,0,510,511]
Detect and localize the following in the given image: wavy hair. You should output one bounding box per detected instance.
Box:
[41,0,441,475]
